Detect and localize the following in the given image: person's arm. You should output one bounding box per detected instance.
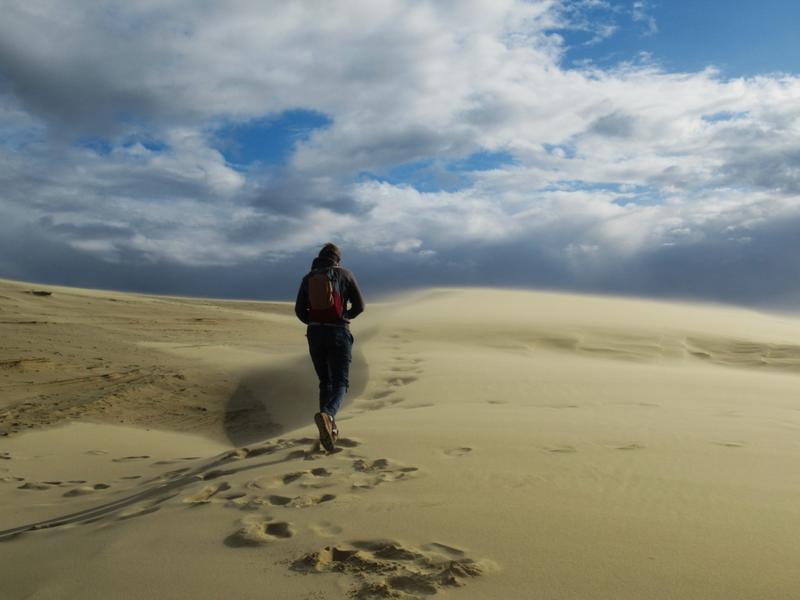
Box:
[344,271,364,320]
[294,278,310,324]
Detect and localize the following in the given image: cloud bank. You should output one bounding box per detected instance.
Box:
[1,0,799,308]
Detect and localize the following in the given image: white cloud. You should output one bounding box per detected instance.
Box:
[632,1,658,36]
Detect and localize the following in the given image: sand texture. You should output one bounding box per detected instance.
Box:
[2,277,800,599]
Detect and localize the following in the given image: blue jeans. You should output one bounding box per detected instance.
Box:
[306,325,353,419]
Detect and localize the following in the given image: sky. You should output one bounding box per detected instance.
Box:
[0,0,799,308]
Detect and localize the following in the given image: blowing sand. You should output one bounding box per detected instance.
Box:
[2,277,800,599]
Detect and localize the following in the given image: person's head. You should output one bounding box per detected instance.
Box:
[318,242,341,264]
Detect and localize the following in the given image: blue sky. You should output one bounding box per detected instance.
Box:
[214,110,332,168]
[558,1,800,76]
[0,1,799,308]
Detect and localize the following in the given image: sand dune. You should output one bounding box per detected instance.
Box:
[2,278,800,599]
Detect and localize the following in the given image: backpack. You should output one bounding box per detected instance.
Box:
[307,267,344,322]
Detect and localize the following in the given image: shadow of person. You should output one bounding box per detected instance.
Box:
[224,344,369,447]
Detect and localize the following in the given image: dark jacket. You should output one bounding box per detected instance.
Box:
[294,256,365,326]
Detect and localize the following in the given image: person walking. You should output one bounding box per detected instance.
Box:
[294,243,364,451]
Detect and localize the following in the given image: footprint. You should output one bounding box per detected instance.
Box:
[267,495,292,506]
[226,519,294,546]
[269,494,336,508]
[226,495,269,510]
[63,483,111,498]
[18,482,52,491]
[351,540,425,561]
[112,455,150,463]
[368,396,407,410]
[153,457,200,465]
[182,481,231,505]
[299,480,337,491]
[222,492,247,500]
[386,376,417,387]
[224,443,285,461]
[443,447,472,457]
[542,445,576,454]
[243,446,278,458]
[283,466,336,489]
[282,472,305,485]
[245,476,278,491]
[351,459,419,489]
[353,458,390,472]
[63,486,97,497]
[285,442,334,460]
[714,441,746,448]
[371,390,395,400]
[613,442,645,451]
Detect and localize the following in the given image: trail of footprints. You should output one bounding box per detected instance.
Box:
[1,435,489,595]
[541,442,647,454]
[143,436,483,596]
[2,437,417,516]
[3,449,489,597]
[10,478,116,495]
[361,329,427,411]
[1,453,204,495]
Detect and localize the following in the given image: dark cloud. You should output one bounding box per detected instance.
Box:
[588,111,637,138]
[245,171,355,217]
[718,149,800,194]
[0,21,158,137]
[4,206,800,313]
[37,217,136,240]
[0,219,307,300]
